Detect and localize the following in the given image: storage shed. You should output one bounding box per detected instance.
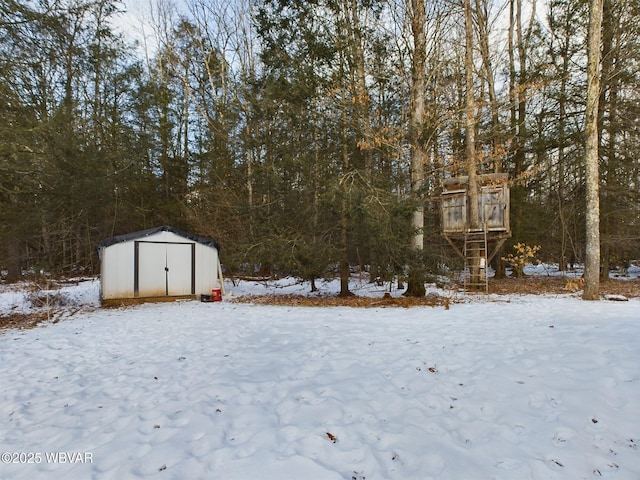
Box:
[97,226,222,305]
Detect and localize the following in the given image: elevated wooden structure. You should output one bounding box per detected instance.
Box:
[441,173,511,291]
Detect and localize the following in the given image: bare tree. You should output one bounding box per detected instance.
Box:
[464,0,479,231]
[464,0,485,287]
[583,0,604,300]
[475,0,505,172]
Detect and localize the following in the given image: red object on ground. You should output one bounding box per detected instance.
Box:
[211,288,222,302]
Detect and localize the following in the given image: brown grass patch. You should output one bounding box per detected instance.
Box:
[232,276,638,307]
[232,293,450,309]
[100,295,198,308]
[488,276,639,298]
[0,312,51,332]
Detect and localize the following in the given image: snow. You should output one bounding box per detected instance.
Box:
[0,278,101,317]
[0,271,639,480]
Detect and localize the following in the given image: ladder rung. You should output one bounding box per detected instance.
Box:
[463,229,488,293]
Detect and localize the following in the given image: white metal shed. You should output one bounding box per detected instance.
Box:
[97,226,222,304]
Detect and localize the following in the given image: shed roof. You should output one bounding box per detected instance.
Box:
[442,172,509,191]
[97,226,221,251]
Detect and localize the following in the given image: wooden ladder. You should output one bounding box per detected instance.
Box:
[463,229,488,292]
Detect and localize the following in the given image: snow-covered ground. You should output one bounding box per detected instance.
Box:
[0,269,639,480]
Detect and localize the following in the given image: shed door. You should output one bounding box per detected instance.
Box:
[135,242,195,297]
[441,191,467,233]
[479,187,506,231]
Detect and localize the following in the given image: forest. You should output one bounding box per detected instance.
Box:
[1,0,638,293]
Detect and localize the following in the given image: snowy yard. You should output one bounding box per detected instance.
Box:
[0,273,639,479]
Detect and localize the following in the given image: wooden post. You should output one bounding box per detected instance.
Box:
[217,258,226,296]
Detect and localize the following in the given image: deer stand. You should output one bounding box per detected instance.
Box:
[441,173,511,292]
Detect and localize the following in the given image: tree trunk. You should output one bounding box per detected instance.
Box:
[598,0,617,281]
[404,0,427,297]
[465,0,478,229]
[475,0,502,172]
[583,0,604,300]
[557,10,570,271]
[342,0,372,174]
[6,239,22,283]
[339,76,353,297]
[464,0,481,287]
[511,0,527,241]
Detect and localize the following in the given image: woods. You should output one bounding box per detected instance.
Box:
[1,0,638,293]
